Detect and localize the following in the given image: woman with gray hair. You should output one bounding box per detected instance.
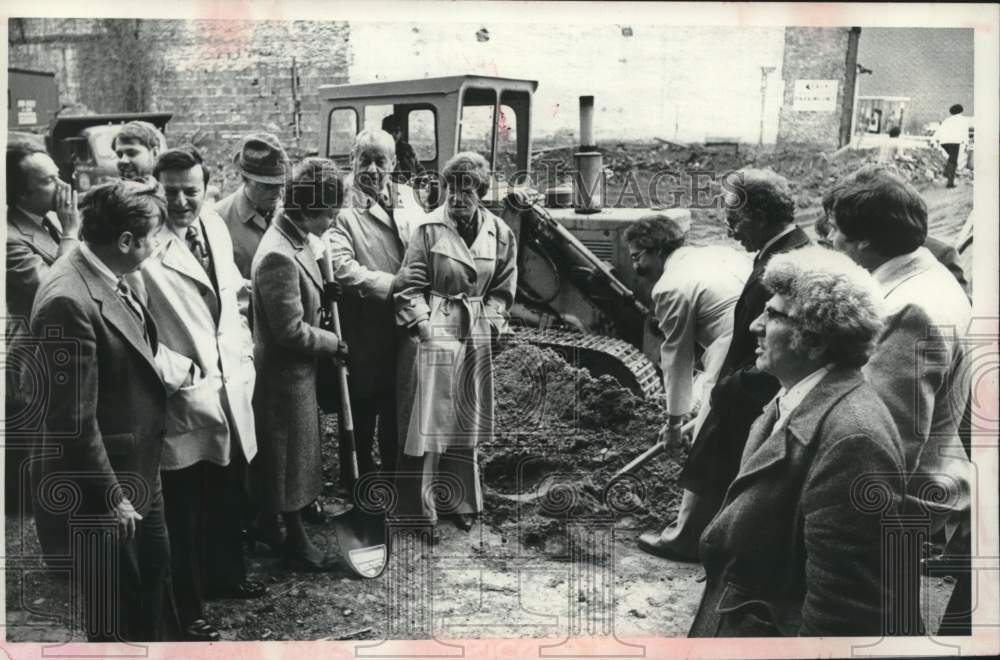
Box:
[689,246,909,637]
[393,151,517,538]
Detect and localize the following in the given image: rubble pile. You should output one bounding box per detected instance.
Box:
[481,343,685,553]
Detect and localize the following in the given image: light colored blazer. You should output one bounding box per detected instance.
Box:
[129,207,257,470]
[652,245,750,416]
[326,182,420,397]
[864,247,972,534]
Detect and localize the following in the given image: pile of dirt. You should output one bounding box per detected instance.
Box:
[482,343,684,555]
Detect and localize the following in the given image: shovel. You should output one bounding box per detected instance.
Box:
[318,252,389,579]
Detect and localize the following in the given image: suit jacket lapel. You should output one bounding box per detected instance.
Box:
[71,251,159,377]
[10,207,59,261]
[160,233,218,302]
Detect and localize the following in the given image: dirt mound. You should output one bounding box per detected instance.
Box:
[483,344,684,554]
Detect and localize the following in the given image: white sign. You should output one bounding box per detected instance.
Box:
[18,111,38,125]
[793,79,838,112]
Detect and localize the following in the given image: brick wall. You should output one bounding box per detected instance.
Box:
[776,27,859,149]
[8,18,351,195]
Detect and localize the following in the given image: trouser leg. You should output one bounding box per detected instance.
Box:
[161,463,206,626]
[202,454,249,595]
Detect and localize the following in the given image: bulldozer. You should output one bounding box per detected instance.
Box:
[318,75,691,398]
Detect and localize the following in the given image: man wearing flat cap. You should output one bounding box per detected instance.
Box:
[215,133,290,280]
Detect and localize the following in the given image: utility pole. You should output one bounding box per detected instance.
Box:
[759,66,776,147]
[849,63,874,145]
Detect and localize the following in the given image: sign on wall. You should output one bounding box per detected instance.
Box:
[792,79,838,112]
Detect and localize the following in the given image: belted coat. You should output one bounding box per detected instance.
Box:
[393,204,517,456]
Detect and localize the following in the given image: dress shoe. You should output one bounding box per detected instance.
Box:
[210,580,269,600]
[449,513,476,532]
[302,498,325,524]
[636,531,699,563]
[183,618,221,642]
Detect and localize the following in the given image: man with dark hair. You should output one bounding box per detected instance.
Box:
[639,169,810,561]
[327,127,422,492]
[381,114,423,183]
[131,146,265,642]
[29,180,184,641]
[5,141,82,512]
[933,104,970,188]
[826,169,972,633]
[112,121,165,183]
[215,133,290,280]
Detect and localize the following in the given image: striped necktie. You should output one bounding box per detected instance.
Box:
[42,217,62,244]
[185,225,211,273]
[116,280,150,346]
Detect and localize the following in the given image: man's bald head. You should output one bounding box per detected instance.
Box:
[352,128,397,199]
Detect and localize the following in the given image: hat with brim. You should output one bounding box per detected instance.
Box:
[234,133,290,184]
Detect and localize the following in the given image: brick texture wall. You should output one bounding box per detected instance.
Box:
[8,18,350,195]
[776,27,858,149]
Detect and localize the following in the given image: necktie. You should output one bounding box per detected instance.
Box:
[457,216,477,247]
[185,225,211,273]
[116,280,150,345]
[42,217,62,244]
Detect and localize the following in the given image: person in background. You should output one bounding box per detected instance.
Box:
[112,120,165,184]
[649,169,811,562]
[933,104,970,188]
[877,125,901,164]
[825,167,972,635]
[250,158,348,571]
[393,151,517,539]
[132,147,265,642]
[689,246,906,637]
[622,213,751,560]
[215,133,291,280]
[816,164,969,298]
[327,128,422,493]
[381,114,424,184]
[29,181,182,641]
[5,141,81,514]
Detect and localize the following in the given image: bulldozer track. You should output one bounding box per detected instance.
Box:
[512,327,664,400]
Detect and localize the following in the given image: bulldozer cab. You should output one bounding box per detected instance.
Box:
[319,75,536,187]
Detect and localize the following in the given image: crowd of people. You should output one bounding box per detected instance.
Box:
[4,116,974,641]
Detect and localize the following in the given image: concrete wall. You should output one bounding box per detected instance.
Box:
[776,27,857,150]
[348,22,786,144]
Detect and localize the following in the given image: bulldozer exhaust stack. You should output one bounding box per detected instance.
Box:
[574,95,603,214]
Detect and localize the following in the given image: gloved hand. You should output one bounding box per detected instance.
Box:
[323,280,343,304]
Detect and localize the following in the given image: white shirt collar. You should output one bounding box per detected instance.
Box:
[758,224,797,258]
[78,242,121,290]
[773,363,835,431]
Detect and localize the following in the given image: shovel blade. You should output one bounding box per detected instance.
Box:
[332,508,388,579]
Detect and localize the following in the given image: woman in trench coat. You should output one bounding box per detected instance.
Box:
[394,151,517,534]
[250,158,348,571]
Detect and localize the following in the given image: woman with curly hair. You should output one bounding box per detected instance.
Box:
[689,245,910,637]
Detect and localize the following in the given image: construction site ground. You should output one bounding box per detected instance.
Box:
[4,147,974,643]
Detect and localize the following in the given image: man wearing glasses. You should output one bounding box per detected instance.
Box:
[638,169,810,562]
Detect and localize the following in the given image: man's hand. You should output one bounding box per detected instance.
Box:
[54,180,80,238]
[658,417,691,449]
[416,320,432,342]
[332,337,349,365]
[114,498,143,543]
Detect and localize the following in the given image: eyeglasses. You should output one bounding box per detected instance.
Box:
[762,304,797,323]
[629,248,648,263]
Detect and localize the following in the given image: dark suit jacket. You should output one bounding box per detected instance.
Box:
[924,235,970,299]
[689,368,907,637]
[680,226,812,497]
[30,247,168,556]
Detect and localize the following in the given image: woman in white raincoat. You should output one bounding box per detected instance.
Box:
[394,152,517,535]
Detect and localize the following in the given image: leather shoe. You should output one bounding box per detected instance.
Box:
[183,618,221,642]
[450,513,476,532]
[212,580,268,600]
[302,498,325,524]
[244,525,285,555]
[284,545,337,573]
[637,531,699,563]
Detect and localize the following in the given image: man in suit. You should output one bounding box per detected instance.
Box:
[328,128,420,491]
[214,133,290,280]
[30,181,185,641]
[6,141,81,513]
[131,146,265,642]
[826,168,972,634]
[638,169,811,561]
[112,120,165,185]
